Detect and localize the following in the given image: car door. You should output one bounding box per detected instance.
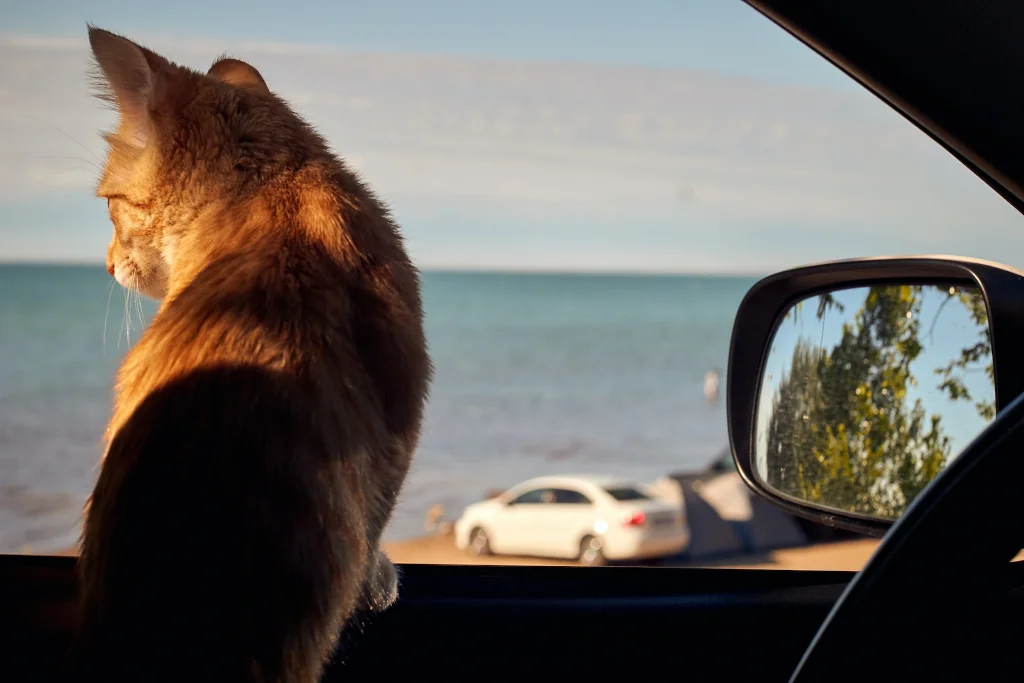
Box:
[542,488,598,559]
[490,488,549,556]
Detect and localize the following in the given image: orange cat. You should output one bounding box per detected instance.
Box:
[72,25,432,683]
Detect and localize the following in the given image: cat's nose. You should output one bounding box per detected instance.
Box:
[106,260,115,277]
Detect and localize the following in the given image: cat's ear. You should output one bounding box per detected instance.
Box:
[88,25,165,148]
[208,57,271,96]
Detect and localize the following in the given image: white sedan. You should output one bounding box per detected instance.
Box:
[454,474,690,566]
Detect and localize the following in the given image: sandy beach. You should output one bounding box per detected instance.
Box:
[49,533,1024,570]
[49,533,881,569]
[382,531,883,570]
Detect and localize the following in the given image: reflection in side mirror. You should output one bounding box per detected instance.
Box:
[755,283,994,521]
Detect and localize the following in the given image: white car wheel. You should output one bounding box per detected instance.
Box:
[468,527,491,556]
[578,535,606,567]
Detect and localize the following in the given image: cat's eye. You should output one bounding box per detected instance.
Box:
[104,194,137,209]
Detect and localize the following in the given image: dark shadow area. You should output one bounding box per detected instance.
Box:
[675,478,748,559]
[651,449,865,565]
[69,362,369,683]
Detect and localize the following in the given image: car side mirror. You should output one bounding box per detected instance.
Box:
[727,256,1024,536]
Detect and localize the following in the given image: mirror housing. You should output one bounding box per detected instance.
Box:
[728,256,1024,537]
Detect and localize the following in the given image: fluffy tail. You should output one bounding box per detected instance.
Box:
[71,364,370,683]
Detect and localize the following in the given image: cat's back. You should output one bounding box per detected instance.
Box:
[111,177,427,441]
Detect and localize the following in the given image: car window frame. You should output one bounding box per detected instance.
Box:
[509,488,547,505]
[551,488,593,505]
[602,486,653,502]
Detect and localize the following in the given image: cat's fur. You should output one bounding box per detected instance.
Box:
[72,25,432,683]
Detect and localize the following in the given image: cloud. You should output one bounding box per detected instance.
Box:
[0,31,1022,271]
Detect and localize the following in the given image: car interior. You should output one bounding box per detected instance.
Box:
[6,1,1024,681]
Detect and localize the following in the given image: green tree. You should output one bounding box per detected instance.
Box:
[933,288,994,420]
[765,286,953,518]
[764,338,825,496]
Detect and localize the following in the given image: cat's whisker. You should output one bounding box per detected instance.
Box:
[131,290,138,332]
[133,288,145,334]
[118,287,128,350]
[127,288,135,331]
[125,289,136,346]
[103,278,117,355]
[16,114,102,164]
[35,155,102,172]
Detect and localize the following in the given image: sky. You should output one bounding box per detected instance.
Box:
[3,0,1024,273]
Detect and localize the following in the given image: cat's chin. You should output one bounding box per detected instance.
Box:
[138,285,166,301]
[134,275,168,301]
[112,258,168,300]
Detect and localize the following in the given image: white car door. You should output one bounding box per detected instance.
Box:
[543,488,598,559]
[491,488,548,556]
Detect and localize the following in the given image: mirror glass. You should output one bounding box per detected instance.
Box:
[754,283,994,521]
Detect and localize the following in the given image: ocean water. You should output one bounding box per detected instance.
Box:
[0,265,755,552]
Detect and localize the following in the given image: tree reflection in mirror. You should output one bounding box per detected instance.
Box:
[754,283,994,521]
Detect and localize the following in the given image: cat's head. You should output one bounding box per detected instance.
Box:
[88,26,318,299]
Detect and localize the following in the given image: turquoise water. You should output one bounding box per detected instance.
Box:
[0,265,754,551]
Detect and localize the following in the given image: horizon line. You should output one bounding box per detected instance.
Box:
[0,259,768,278]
